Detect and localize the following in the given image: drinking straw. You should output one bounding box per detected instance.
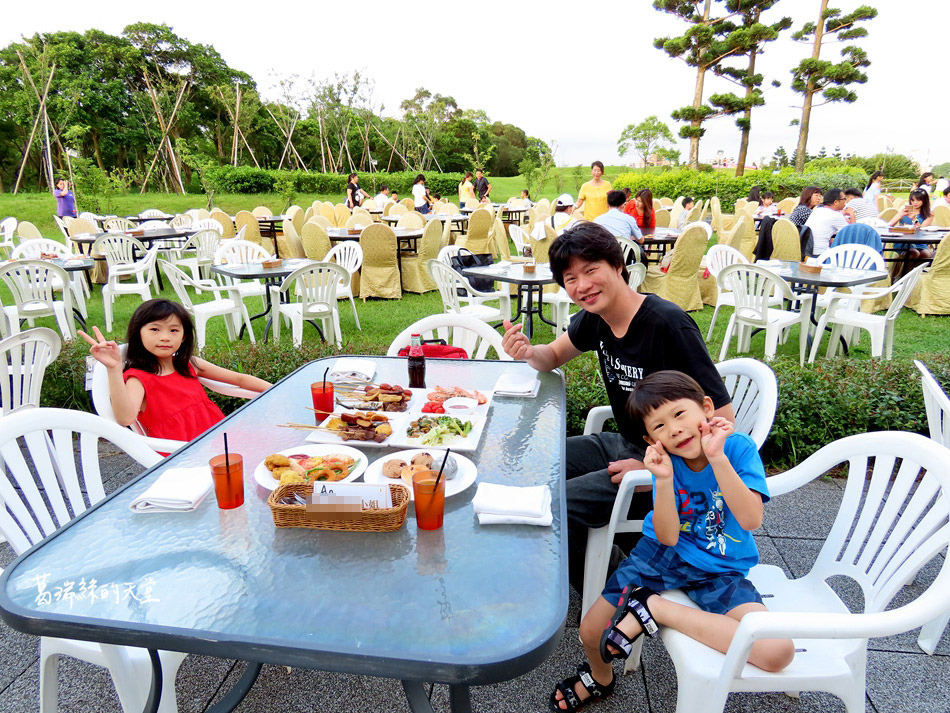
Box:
[322,366,330,389]
[434,448,451,489]
[223,433,230,468]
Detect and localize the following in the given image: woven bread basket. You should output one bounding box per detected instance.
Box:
[268,482,409,532]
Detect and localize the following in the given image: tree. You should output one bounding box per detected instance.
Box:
[790,2,877,172]
[771,146,789,168]
[708,0,791,176]
[653,0,781,170]
[616,115,675,167]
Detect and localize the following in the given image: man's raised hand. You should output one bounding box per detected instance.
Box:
[501,319,533,361]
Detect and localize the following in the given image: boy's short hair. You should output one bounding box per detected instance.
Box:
[627,371,706,426]
[606,190,626,208]
[549,222,629,287]
[844,187,863,199]
[683,196,694,206]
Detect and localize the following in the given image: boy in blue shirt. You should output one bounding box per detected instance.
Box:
[550,371,794,712]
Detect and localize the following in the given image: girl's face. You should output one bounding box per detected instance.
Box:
[810,192,822,207]
[140,315,184,360]
[910,196,923,209]
[636,196,645,211]
[591,165,603,180]
[924,175,934,185]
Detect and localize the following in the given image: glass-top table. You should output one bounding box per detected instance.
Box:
[0,356,567,713]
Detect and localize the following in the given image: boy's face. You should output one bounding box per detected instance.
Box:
[684,200,694,209]
[643,396,715,463]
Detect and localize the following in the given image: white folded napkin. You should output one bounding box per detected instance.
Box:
[493,372,541,397]
[329,358,376,381]
[130,467,213,513]
[472,483,552,526]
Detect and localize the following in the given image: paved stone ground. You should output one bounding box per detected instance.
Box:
[0,448,946,713]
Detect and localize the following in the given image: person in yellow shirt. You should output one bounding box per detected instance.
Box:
[458,171,477,205]
[575,161,611,221]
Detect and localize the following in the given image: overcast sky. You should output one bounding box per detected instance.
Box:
[4,1,950,171]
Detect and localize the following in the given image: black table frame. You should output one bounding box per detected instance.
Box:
[462,265,558,338]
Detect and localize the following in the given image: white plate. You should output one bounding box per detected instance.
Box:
[362,450,477,500]
[390,413,487,452]
[253,444,369,490]
[304,412,406,448]
[416,387,493,415]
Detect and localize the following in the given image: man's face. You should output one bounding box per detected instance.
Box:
[830,194,846,211]
[476,171,483,179]
[561,258,624,313]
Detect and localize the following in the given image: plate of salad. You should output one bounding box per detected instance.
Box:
[390,413,487,452]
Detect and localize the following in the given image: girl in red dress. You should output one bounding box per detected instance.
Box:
[80,299,270,445]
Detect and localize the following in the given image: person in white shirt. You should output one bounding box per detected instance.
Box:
[677,197,694,229]
[754,191,779,218]
[373,185,390,207]
[411,174,432,214]
[805,188,851,254]
[593,190,644,241]
[936,185,950,208]
[531,194,576,239]
[842,188,878,222]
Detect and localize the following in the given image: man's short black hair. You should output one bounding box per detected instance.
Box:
[822,188,844,205]
[606,190,626,208]
[627,370,706,427]
[549,222,629,287]
[379,184,389,192]
[844,187,863,199]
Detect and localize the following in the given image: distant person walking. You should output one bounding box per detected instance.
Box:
[412,174,432,215]
[575,161,611,221]
[475,169,492,202]
[54,178,77,218]
[345,173,366,209]
[459,171,477,205]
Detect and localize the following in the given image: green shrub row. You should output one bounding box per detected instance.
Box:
[612,167,870,206]
[205,166,466,201]
[43,339,947,470]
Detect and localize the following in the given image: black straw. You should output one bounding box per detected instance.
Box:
[322,366,330,389]
[223,433,230,468]
[434,448,451,490]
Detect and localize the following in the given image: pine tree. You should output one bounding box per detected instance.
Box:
[791,1,877,172]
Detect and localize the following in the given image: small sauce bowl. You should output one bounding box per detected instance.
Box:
[442,397,478,415]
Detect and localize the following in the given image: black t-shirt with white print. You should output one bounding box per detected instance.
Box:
[567,294,731,450]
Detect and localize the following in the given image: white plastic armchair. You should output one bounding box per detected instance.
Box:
[657,432,950,713]
[581,358,779,620]
[0,327,61,414]
[1,216,18,258]
[386,314,511,360]
[89,344,258,455]
[269,262,348,348]
[0,407,187,713]
[0,259,76,341]
[427,258,510,323]
[11,238,89,318]
[913,360,950,654]
[325,242,363,330]
[93,234,159,332]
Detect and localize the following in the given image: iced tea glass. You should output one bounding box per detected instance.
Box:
[311,381,334,423]
[209,454,244,509]
[412,470,446,530]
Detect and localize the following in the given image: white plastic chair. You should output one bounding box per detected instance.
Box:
[213,239,270,312]
[508,224,531,258]
[89,344,258,455]
[914,360,950,654]
[324,242,363,330]
[581,358,779,618]
[807,263,926,362]
[0,407,187,713]
[0,216,17,258]
[269,262,348,347]
[104,217,136,232]
[169,214,192,229]
[815,243,887,311]
[0,260,76,341]
[386,314,512,360]
[704,245,749,341]
[189,218,223,234]
[159,260,255,351]
[656,431,950,713]
[11,239,88,318]
[93,234,158,333]
[627,263,647,291]
[0,327,61,415]
[718,263,811,366]
[426,259,510,324]
[173,229,221,283]
[138,209,166,219]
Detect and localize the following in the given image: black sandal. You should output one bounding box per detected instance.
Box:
[549,662,615,712]
[599,584,658,663]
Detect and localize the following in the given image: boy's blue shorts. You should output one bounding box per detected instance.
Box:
[602,536,762,616]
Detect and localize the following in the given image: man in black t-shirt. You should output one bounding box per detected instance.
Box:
[502,223,734,593]
[474,169,491,201]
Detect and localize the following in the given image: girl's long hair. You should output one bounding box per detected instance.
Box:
[910,188,932,220]
[125,299,196,378]
[917,172,933,189]
[865,170,883,191]
[636,188,653,227]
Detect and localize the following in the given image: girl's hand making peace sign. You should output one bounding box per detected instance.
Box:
[78,327,123,371]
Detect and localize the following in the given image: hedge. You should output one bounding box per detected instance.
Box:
[205,166,466,200]
[612,167,870,207]
[43,340,948,470]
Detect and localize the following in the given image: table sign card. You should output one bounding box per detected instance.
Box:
[308,482,393,511]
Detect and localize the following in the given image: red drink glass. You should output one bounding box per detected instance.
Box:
[412,470,446,530]
[311,381,334,423]
[209,454,244,509]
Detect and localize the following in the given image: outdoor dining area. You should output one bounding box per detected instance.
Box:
[0,189,947,713]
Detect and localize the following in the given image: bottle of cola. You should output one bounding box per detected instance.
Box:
[408,333,426,388]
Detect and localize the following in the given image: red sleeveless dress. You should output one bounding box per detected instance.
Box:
[123,366,225,442]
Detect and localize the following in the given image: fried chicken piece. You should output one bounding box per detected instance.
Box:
[265,454,291,471]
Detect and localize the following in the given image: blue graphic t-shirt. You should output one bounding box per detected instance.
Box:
[642,432,768,575]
